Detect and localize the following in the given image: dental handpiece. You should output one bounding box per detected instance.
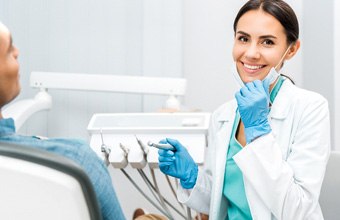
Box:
[135,135,149,155]
[147,141,175,151]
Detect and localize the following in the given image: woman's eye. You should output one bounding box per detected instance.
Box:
[238,36,248,42]
[262,39,274,45]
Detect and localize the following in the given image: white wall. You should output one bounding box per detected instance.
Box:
[182,0,242,112]
[302,0,335,149]
[334,0,340,150]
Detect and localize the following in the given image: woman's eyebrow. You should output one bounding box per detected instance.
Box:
[259,35,277,40]
[236,31,277,40]
[236,31,250,37]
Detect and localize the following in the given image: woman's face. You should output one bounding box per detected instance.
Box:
[0,23,20,109]
[232,9,294,83]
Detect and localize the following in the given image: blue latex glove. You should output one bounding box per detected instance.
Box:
[235,78,272,144]
[158,138,198,189]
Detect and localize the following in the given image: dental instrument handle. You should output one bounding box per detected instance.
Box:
[101,144,111,155]
[108,143,128,169]
[147,141,175,151]
[127,142,147,169]
[119,143,130,157]
[135,135,149,155]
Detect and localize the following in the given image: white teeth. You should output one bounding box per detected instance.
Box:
[244,63,263,70]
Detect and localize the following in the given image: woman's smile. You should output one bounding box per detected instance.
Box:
[241,62,267,74]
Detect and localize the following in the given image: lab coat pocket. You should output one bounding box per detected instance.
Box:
[269,117,291,161]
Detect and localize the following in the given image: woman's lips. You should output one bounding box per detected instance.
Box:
[242,62,266,74]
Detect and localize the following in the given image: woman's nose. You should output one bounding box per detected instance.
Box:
[244,44,260,60]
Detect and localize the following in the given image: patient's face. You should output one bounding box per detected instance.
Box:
[0,23,20,109]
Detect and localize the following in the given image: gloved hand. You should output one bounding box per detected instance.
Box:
[158,138,198,189]
[235,78,272,144]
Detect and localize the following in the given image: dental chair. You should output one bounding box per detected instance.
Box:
[319,151,340,220]
[0,142,102,220]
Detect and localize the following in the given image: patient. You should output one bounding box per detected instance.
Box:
[0,21,126,220]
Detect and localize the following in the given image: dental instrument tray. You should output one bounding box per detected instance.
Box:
[87,113,210,168]
[87,113,210,134]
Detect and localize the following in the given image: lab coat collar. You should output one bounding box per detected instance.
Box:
[270,79,294,120]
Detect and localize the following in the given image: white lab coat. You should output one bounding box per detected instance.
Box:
[177,79,330,220]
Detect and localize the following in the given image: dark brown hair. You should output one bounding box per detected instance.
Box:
[233,0,299,45]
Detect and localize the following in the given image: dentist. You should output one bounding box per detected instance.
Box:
[158,0,331,219]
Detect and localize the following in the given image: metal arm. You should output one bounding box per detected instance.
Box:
[3,88,52,130]
[4,71,187,130]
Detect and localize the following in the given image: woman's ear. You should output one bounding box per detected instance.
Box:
[285,40,301,60]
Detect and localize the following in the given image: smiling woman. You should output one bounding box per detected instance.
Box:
[232,1,300,85]
[157,1,331,219]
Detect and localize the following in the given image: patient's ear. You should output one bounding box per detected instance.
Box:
[285,40,300,60]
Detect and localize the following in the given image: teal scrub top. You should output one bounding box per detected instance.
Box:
[222,76,285,220]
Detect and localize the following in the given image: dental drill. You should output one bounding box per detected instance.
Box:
[147,141,175,151]
[135,136,176,220]
[148,140,187,213]
[118,137,184,219]
[100,129,111,166]
[127,137,147,169]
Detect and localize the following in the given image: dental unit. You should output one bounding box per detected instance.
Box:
[5,71,209,220]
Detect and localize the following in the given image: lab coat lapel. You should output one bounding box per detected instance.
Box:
[268,80,295,160]
[211,101,237,219]
[270,80,294,120]
[215,101,237,164]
